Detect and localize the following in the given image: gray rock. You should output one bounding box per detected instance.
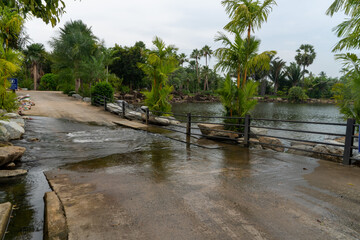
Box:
[250,127,268,138]
[106,103,122,114]
[0,126,9,142]
[258,137,284,152]
[198,123,239,139]
[0,146,26,167]
[11,118,25,128]
[72,94,83,100]
[0,202,12,239]
[312,144,343,162]
[0,169,27,178]
[287,144,313,157]
[0,121,25,140]
[4,113,21,119]
[83,97,91,102]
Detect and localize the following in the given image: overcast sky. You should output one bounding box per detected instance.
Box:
[25,0,346,77]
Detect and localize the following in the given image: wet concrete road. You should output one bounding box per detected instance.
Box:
[46,143,360,239]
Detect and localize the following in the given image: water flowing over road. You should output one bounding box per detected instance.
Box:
[1,91,359,239]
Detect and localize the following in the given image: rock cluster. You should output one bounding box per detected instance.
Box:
[253,96,336,104]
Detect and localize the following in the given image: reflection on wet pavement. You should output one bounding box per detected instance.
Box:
[1,116,360,239]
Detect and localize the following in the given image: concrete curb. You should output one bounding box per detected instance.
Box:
[0,202,12,239]
[44,192,68,240]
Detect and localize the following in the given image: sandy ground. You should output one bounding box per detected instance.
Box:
[18,91,121,126]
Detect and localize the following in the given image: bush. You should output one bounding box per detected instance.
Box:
[18,78,33,90]
[91,81,114,105]
[39,73,58,91]
[120,85,130,94]
[0,89,18,112]
[288,86,308,103]
[108,74,123,92]
[61,83,75,95]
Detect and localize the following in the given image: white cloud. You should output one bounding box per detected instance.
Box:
[25,0,347,77]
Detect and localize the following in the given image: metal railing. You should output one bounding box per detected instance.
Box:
[92,95,359,166]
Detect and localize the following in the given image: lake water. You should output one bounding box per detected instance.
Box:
[172,102,346,143]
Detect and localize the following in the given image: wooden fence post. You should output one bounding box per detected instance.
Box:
[104,97,107,111]
[343,118,355,165]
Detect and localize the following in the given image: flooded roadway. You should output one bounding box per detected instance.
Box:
[2,115,360,239]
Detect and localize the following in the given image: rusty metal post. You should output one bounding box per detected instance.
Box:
[343,118,355,165]
[146,108,149,125]
[186,113,191,136]
[244,115,251,147]
[122,101,125,118]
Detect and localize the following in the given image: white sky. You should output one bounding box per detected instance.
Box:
[25,0,347,77]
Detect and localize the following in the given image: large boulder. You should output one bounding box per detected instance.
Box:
[258,137,284,152]
[287,144,314,157]
[0,121,25,140]
[250,127,268,138]
[106,103,123,115]
[198,123,239,139]
[312,144,343,162]
[0,126,9,142]
[0,146,26,167]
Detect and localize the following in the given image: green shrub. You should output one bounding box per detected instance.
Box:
[120,85,130,94]
[61,84,75,95]
[0,89,18,112]
[91,81,114,105]
[19,78,33,90]
[79,84,91,97]
[39,73,58,91]
[288,86,308,103]
[276,90,286,97]
[108,74,123,92]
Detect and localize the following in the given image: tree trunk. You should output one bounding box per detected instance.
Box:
[260,80,266,96]
[75,78,81,92]
[33,64,37,90]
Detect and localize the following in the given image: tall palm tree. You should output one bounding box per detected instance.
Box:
[177,53,188,67]
[286,62,304,87]
[326,0,360,51]
[269,56,286,94]
[201,45,213,91]
[190,49,201,92]
[24,43,46,90]
[221,0,276,85]
[214,29,275,88]
[295,44,316,82]
[50,20,99,92]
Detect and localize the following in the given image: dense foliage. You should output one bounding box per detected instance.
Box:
[39,73,58,91]
[288,86,308,103]
[91,81,114,105]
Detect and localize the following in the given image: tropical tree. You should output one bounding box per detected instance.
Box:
[221,0,277,85]
[295,44,316,82]
[268,56,286,94]
[286,62,304,87]
[24,43,46,90]
[0,6,23,111]
[50,20,99,92]
[1,0,66,26]
[214,29,275,88]
[326,0,360,51]
[201,45,213,90]
[190,49,201,92]
[177,53,188,67]
[332,53,360,123]
[138,37,178,115]
[109,42,146,89]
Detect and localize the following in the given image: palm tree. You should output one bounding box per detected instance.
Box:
[50,20,99,92]
[295,44,316,82]
[269,56,286,94]
[221,0,276,85]
[201,45,213,91]
[24,43,46,90]
[286,62,304,87]
[214,29,275,88]
[138,36,178,114]
[326,0,360,51]
[190,49,201,92]
[177,53,188,67]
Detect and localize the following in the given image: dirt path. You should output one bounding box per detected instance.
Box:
[18,91,121,126]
